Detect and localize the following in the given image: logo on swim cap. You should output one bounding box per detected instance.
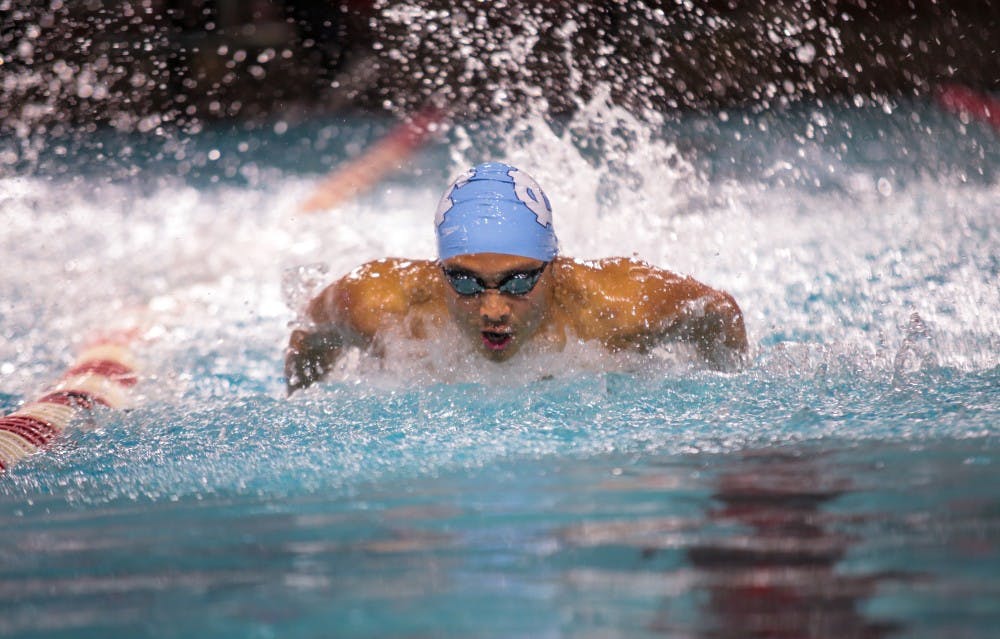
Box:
[435,162,559,262]
[511,169,553,227]
[434,168,475,227]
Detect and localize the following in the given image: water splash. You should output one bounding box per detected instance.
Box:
[892,311,938,388]
[281,262,331,318]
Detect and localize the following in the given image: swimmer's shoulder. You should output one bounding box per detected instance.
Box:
[552,255,684,301]
[551,256,688,342]
[307,258,446,337]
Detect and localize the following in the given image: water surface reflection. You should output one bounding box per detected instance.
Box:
[676,449,904,638]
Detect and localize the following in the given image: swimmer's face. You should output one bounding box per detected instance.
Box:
[440,252,553,361]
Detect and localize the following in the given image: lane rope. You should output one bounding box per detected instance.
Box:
[298,105,447,212]
[936,84,1000,132]
[0,328,141,471]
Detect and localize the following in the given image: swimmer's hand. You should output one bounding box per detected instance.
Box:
[285,327,343,395]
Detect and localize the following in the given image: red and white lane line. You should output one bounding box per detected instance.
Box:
[0,329,140,471]
[936,84,1000,132]
[299,105,448,213]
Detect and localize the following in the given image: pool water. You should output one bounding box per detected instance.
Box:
[1,97,998,637]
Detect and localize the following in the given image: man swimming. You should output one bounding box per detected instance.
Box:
[285,162,748,393]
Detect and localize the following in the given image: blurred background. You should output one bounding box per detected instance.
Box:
[3,0,998,137]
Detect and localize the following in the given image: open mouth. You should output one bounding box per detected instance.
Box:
[481,330,513,351]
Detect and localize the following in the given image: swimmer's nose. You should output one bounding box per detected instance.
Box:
[479,291,511,324]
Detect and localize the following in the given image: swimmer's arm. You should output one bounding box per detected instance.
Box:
[285,325,345,395]
[285,282,354,395]
[284,265,404,394]
[656,278,749,368]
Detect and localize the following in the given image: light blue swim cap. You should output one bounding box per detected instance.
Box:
[435,162,559,262]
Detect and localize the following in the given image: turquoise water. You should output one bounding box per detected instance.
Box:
[1,98,998,637]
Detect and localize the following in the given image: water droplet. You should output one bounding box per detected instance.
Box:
[877,177,892,196]
[795,42,816,63]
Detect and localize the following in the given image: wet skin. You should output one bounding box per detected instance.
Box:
[285,253,748,394]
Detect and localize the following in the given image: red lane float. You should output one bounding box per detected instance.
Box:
[0,329,140,471]
[299,105,447,213]
[936,84,1000,132]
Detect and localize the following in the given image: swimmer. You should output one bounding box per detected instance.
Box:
[285,162,748,393]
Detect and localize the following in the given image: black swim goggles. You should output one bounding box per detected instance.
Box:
[441,263,548,296]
